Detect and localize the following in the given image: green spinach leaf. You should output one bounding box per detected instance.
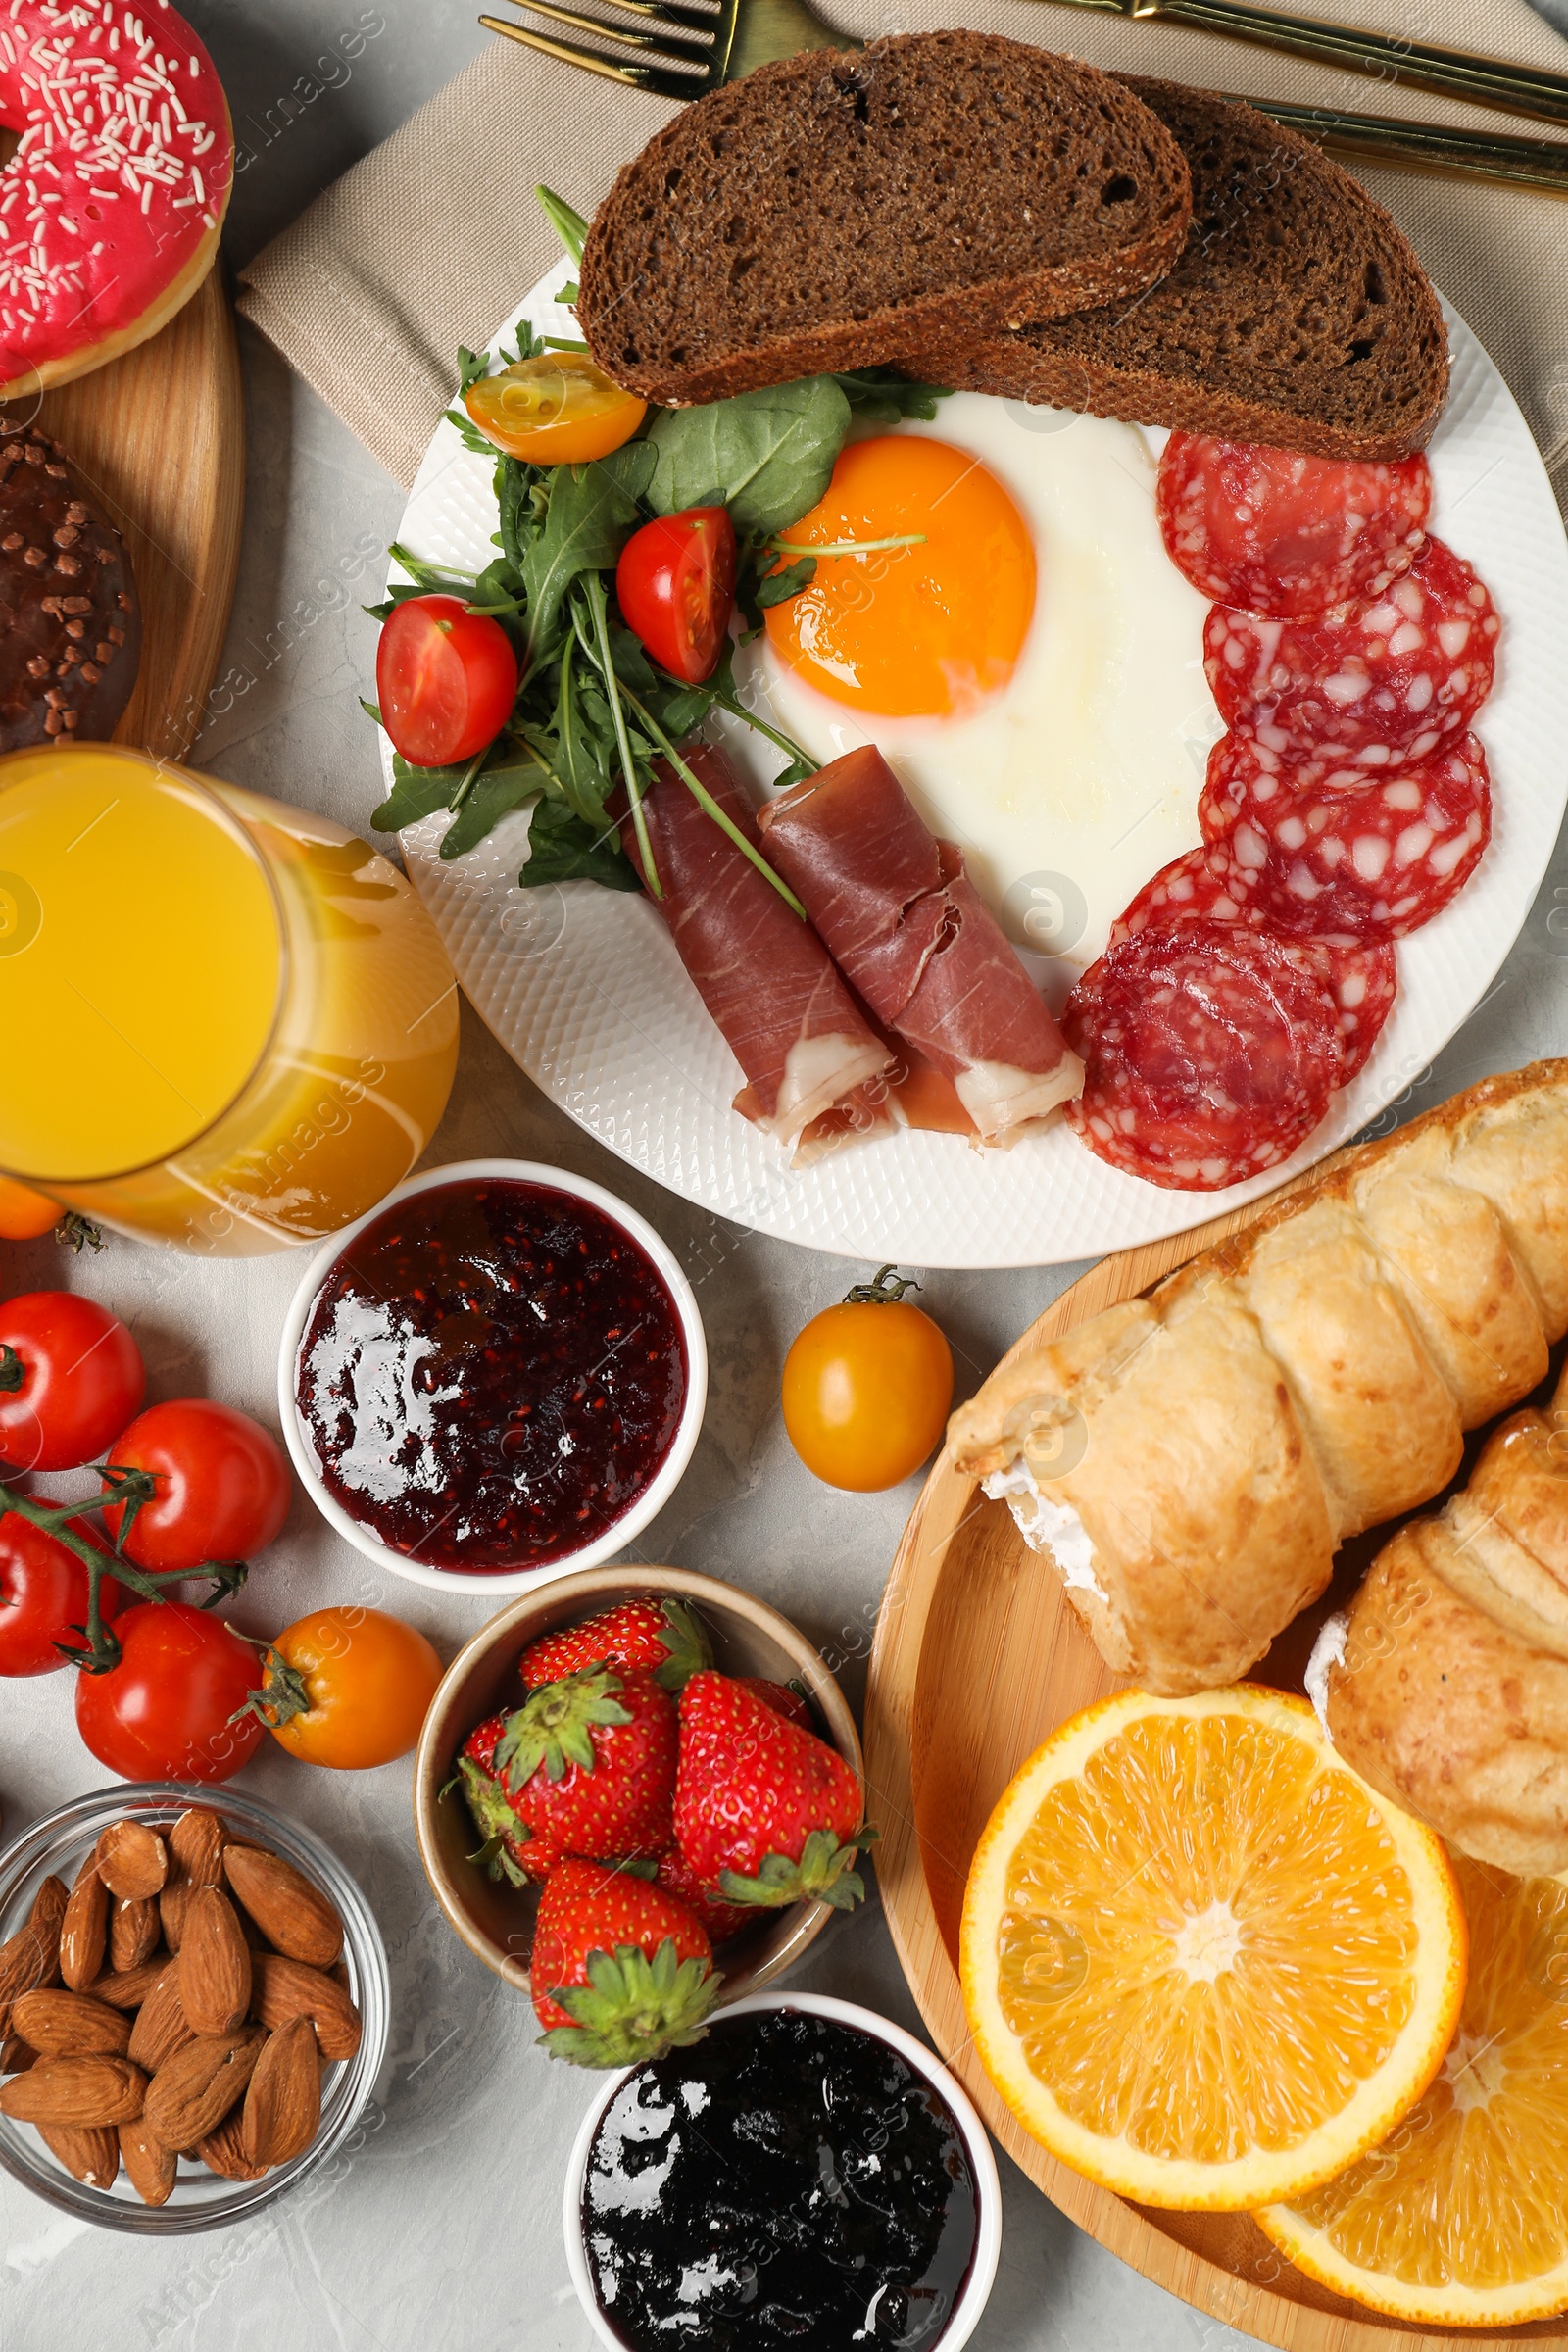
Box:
[646,377,851,537]
[833,368,952,422]
[754,554,816,609]
[523,797,639,891]
[370,755,470,833]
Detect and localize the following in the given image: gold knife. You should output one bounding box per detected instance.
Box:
[1251,95,1568,192]
[1038,0,1568,126]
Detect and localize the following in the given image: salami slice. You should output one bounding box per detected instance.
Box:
[1062,922,1342,1191]
[1200,730,1492,940]
[1157,433,1431,620]
[1108,845,1396,1084]
[1203,538,1499,767]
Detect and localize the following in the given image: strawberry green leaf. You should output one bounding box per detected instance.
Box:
[538,1937,719,2068]
[652,1598,712,1693]
[496,1667,633,1788]
[716,1825,877,1911]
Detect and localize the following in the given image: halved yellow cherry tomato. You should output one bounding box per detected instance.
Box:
[0,1176,63,1241]
[250,1606,443,1770]
[781,1267,954,1493]
[463,352,646,465]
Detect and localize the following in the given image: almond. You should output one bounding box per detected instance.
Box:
[126,1963,194,2074]
[38,2122,120,2187]
[161,1809,226,1953]
[249,1953,361,2061]
[85,1957,168,2011]
[0,2054,146,2126]
[10,1988,131,2059]
[95,1820,169,1901]
[179,1887,252,2035]
[141,2029,263,2148]
[108,1894,160,1975]
[1,2034,36,2075]
[223,1846,343,1969]
[0,1878,67,2034]
[27,1873,67,1953]
[241,2015,319,2167]
[59,1859,109,1991]
[120,2118,177,2206]
[196,2105,270,2181]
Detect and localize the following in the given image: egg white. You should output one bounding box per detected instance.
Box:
[721,393,1221,1009]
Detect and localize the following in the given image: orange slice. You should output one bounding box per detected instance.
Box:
[959,1687,1465,2210]
[1259,1854,1568,2326]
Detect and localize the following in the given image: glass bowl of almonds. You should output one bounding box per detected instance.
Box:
[0,1784,388,2231]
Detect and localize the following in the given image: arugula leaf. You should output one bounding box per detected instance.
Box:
[370,755,470,833]
[523,797,639,892]
[537,186,590,268]
[833,368,953,423]
[441,760,546,860]
[558,280,579,306]
[458,347,490,393]
[646,377,851,537]
[523,445,657,651]
[754,555,816,610]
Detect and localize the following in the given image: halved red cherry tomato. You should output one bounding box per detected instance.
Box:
[0,1512,123,1676]
[74,1602,266,1783]
[463,352,646,465]
[103,1398,292,1571]
[0,1293,145,1474]
[615,507,737,685]
[376,593,518,767]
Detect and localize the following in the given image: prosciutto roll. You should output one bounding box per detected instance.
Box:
[756,747,1084,1142]
[621,745,892,1153]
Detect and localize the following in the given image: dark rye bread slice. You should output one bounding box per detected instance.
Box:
[577,33,1192,409]
[908,77,1447,460]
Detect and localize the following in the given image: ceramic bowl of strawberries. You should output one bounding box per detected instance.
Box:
[412,1566,868,2068]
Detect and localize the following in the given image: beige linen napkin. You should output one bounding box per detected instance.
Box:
[236,0,1568,500]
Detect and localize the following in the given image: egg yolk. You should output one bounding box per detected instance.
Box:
[763,435,1036,719]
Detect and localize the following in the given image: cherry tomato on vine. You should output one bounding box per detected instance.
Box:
[376,594,518,768]
[463,351,646,465]
[74,1603,266,1783]
[0,1293,145,1474]
[0,1513,123,1676]
[245,1606,443,1769]
[0,1177,62,1242]
[102,1399,292,1571]
[781,1266,954,1493]
[616,507,737,685]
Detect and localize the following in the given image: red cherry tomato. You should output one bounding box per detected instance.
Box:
[0,1513,123,1676]
[74,1603,266,1783]
[615,508,737,684]
[0,1293,145,1474]
[375,593,519,767]
[102,1399,291,1571]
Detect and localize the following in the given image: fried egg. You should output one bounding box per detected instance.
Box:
[725,394,1219,1004]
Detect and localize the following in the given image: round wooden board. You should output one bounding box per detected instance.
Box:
[33,263,243,761]
[863,1163,1568,2352]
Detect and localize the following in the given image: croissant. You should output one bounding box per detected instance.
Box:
[1318,1360,1568,1876]
[948,1059,1568,1694]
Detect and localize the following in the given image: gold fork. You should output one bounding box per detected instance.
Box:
[478,0,1568,193]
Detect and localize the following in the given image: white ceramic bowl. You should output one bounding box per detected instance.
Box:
[562,1991,1003,2352]
[276,1157,708,1595]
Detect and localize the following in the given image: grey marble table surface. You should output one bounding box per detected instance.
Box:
[4,2,1568,2346]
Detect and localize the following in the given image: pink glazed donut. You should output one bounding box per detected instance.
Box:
[0,0,233,398]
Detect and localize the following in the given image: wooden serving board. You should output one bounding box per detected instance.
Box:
[35,264,243,761]
[863,1166,1568,2352]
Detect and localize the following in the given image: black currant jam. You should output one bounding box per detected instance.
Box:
[295,1178,687,1573]
[581,2009,979,2350]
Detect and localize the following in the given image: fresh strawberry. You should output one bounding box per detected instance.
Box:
[497,1667,676,1861]
[739,1677,812,1732]
[674,1671,873,1910]
[652,1845,756,1944]
[530,1857,717,2065]
[519,1595,711,1693]
[451,1713,560,1886]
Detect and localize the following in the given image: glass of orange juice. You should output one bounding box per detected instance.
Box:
[0,744,461,1254]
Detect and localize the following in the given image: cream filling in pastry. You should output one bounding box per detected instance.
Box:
[982,1458,1108,1602]
[1304,1611,1348,1734]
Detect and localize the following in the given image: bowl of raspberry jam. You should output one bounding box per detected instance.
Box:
[278,1159,707,1593]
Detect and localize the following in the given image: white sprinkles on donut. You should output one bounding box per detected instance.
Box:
[0,0,232,390]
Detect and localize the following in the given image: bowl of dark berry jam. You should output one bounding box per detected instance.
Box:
[564,1993,1001,2352]
[277,1161,706,1592]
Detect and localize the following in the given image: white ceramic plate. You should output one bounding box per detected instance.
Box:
[386,260,1568,1267]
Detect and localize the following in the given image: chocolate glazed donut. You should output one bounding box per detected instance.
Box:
[0,422,141,750]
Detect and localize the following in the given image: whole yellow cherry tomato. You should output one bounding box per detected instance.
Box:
[252,1606,443,1769]
[781,1267,954,1493]
[463,351,646,465]
[0,1176,63,1242]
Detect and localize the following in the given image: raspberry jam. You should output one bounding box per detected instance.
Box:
[295,1178,687,1573]
[582,2009,979,2349]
